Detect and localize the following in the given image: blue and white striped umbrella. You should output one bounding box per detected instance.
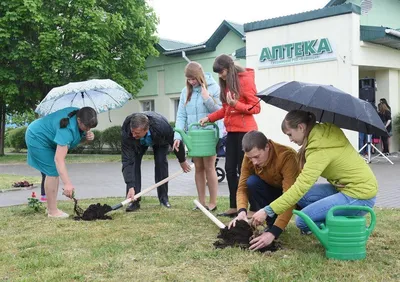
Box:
[35,79,132,116]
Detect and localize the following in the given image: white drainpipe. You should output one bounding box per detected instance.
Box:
[385,29,400,38]
[182,51,191,63]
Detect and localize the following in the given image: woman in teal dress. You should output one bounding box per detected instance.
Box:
[25,107,98,218]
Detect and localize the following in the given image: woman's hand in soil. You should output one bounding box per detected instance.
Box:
[62,183,75,199]
[86,131,95,141]
[249,232,275,251]
[251,209,267,226]
[173,139,180,152]
[228,211,248,229]
[199,116,209,126]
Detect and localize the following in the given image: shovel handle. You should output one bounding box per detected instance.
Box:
[112,163,195,210]
[194,199,226,229]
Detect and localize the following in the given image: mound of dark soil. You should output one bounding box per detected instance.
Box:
[213,220,281,252]
[73,198,112,221]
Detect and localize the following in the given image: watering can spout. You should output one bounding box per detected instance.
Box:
[173,128,192,151]
[293,210,328,248]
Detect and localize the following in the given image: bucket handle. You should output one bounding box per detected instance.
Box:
[327,205,376,238]
[189,122,219,140]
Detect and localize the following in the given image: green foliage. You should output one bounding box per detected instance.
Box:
[6,127,27,152]
[68,143,86,154]
[27,192,44,212]
[169,121,176,128]
[102,126,122,153]
[394,114,400,146]
[0,0,159,154]
[8,109,36,127]
[86,129,104,153]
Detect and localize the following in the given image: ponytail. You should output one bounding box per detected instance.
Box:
[59,107,97,129]
[60,110,78,128]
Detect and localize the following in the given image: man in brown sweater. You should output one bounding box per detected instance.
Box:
[229,130,300,250]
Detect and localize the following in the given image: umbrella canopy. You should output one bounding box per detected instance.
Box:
[35,79,132,116]
[257,81,388,136]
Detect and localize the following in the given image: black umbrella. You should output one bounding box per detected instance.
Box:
[256,81,388,136]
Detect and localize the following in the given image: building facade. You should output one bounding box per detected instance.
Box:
[96,20,246,130]
[97,1,400,152]
[245,1,400,151]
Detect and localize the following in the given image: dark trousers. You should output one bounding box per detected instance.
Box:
[127,144,169,203]
[40,172,46,196]
[225,132,246,209]
[381,136,389,153]
[247,175,282,227]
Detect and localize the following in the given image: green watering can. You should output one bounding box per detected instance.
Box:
[174,123,219,157]
[293,205,376,260]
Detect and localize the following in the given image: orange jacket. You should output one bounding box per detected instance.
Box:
[208,68,260,132]
[237,140,300,236]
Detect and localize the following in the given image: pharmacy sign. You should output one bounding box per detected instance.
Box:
[259,38,336,68]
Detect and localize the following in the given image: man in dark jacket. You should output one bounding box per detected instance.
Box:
[122,112,191,211]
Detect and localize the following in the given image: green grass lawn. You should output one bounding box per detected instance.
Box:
[0,175,41,191]
[0,197,399,281]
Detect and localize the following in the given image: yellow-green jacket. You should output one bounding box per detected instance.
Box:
[270,123,378,215]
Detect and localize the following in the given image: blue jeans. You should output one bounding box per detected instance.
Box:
[247,175,282,227]
[296,183,376,232]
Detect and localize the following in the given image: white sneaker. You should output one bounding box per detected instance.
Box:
[48,211,69,218]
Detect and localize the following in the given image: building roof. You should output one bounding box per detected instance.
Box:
[325,0,347,7]
[157,39,193,51]
[156,20,245,56]
[244,3,360,32]
[360,25,400,50]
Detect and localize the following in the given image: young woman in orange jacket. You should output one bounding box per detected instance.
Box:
[200,54,261,217]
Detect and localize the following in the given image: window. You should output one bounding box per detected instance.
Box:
[141,100,154,111]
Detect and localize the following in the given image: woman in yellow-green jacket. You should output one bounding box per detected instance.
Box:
[252,110,377,233]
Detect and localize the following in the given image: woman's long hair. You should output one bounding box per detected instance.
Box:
[212,54,245,103]
[281,110,316,169]
[378,102,390,114]
[60,107,98,129]
[184,62,207,105]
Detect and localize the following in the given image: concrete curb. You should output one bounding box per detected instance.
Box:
[0,185,38,193]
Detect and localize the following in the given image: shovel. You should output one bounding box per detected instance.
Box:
[193,199,226,228]
[109,163,195,212]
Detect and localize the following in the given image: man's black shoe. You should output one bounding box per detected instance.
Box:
[160,201,171,208]
[126,202,140,212]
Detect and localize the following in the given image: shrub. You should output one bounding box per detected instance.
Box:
[69,143,86,154]
[4,128,14,147]
[6,127,27,152]
[102,126,122,153]
[394,113,400,147]
[86,129,104,153]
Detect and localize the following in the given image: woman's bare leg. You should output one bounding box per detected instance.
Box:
[45,176,64,216]
[203,155,218,209]
[193,157,206,206]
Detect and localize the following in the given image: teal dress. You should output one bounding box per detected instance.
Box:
[25,107,84,176]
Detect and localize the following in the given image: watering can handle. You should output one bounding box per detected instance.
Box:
[189,122,219,140]
[327,205,376,238]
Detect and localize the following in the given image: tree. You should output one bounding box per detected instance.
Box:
[0,0,159,155]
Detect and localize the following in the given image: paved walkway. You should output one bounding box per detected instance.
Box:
[1,153,399,208]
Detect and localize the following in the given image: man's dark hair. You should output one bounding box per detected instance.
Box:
[130,113,149,130]
[242,130,268,152]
